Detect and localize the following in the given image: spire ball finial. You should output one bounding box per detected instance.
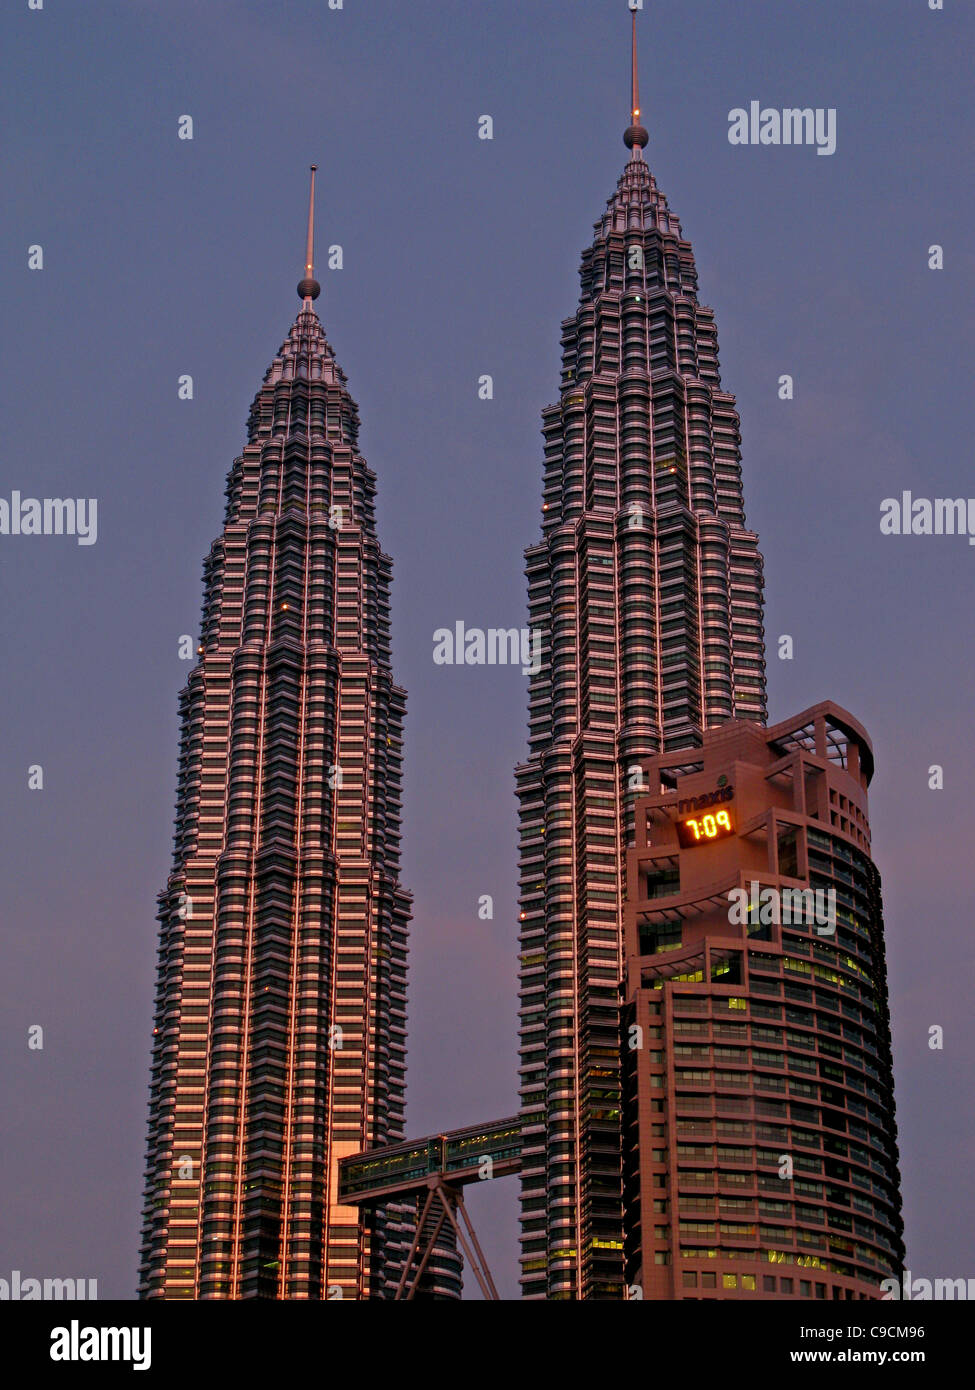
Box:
[297,164,321,302]
[624,8,649,155]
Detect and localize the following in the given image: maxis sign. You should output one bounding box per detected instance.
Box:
[676,784,735,847]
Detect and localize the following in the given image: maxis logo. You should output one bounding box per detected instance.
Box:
[50,1320,151,1372]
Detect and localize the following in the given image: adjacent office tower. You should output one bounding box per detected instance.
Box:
[515,19,902,1299]
[622,706,905,1299]
[139,171,425,1299]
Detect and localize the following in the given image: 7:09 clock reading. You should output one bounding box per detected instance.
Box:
[676,809,735,848]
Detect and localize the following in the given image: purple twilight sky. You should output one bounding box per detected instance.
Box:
[1,0,973,1300]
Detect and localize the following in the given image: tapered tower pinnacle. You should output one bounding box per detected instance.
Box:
[297,163,321,302]
[623,9,649,156]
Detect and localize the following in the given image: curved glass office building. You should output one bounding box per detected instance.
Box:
[622,705,904,1299]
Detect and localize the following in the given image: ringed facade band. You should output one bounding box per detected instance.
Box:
[139,18,904,1300]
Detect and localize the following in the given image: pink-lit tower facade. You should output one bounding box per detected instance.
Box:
[138,172,450,1299]
[515,21,767,1299]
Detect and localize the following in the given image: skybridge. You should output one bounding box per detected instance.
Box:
[339,1116,522,1299]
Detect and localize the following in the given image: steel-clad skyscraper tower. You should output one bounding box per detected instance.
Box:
[138,171,459,1299]
[515,18,768,1299]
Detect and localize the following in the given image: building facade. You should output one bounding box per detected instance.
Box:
[139,175,459,1299]
[515,23,902,1300]
[622,705,905,1299]
[515,59,766,1299]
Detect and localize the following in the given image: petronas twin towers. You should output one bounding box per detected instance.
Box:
[514,121,768,1300]
[140,172,415,1298]
[140,21,904,1300]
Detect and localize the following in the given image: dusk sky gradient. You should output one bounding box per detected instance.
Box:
[1,0,973,1300]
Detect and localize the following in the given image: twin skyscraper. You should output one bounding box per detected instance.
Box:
[139,19,904,1300]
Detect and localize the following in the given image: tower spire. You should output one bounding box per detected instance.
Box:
[297,164,321,303]
[623,9,649,158]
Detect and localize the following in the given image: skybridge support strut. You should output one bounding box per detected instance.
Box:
[394,1175,500,1301]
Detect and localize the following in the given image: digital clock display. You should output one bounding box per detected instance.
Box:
[676,808,735,847]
